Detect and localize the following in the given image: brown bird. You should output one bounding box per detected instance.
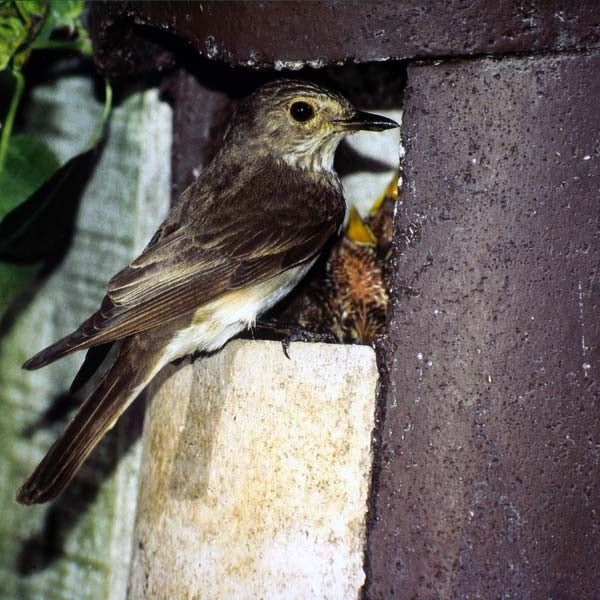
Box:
[328,206,390,344]
[16,79,398,505]
[280,171,399,345]
[313,205,389,345]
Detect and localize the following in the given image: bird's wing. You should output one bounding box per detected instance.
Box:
[24,177,343,369]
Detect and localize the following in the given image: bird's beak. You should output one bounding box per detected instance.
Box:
[332,111,399,132]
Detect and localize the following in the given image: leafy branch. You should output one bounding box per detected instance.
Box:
[1,1,91,169]
[0,66,22,171]
[0,1,111,312]
[0,0,107,222]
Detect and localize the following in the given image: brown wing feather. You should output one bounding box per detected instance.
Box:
[24,161,345,370]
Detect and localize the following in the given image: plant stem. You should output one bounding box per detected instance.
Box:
[30,39,92,54]
[102,79,113,123]
[0,69,25,175]
[85,79,113,151]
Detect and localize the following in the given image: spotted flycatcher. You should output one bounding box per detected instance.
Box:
[17,78,398,504]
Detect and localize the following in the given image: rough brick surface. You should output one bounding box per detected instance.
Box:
[367,51,600,599]
[89,1,600,75]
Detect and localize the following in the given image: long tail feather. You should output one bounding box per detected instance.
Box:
[22,327,94,371]
[17,349,157,505]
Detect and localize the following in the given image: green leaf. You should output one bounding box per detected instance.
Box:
[0,80,111,262]
[0,132,60,219]
[0,0,46,70]
[0,144,98,261]
[0,1,90,71]
[0,2,29,70]
[39,0,84,34]
[15,0,46,19]
[32,0,91,55]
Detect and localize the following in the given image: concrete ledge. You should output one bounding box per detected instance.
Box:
[90,2,600,75]
[128,339,378,600]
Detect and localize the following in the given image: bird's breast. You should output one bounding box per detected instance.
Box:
[163,260,317,361]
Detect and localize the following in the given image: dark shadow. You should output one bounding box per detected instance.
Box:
[16,386,147,575]
[20,392,80,438]
[0,139,106,343]
[69,342,116,394]
[0,131,107,264]
[334,139,397,178]
[360,333,393,600]
[0,258,59,342]
[164,359,227,500]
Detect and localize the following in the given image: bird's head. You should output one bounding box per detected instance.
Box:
[225,79,398,174]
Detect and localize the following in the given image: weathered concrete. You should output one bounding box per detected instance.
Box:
[129,340,378,600]
[89,1,600,76]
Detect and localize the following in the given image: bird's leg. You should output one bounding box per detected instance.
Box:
[253,319,338,358]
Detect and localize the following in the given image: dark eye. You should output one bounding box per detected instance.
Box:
[290,101,315,122]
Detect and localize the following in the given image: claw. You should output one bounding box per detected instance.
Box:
[253,318,338,355]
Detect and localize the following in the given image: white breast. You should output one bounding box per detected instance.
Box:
[163,260,316,363]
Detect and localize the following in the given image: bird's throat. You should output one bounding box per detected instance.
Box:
[280,134,342,177]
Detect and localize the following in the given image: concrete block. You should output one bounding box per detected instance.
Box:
[128,339,378,600]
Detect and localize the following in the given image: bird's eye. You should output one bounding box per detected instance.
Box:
[290,101,315,123]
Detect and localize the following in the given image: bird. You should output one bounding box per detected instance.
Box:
[275,170,399,345]
[16,78,398,505]
[365,169,400,262]
[324,205,390,344]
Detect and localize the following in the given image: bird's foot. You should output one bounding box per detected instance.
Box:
[253,319,337,359]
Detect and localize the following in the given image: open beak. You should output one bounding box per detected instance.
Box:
[332,111,399,132]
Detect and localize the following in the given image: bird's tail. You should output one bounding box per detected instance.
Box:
[16,340,160,505]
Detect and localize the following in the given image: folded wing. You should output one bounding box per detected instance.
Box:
[24,166,344,370]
